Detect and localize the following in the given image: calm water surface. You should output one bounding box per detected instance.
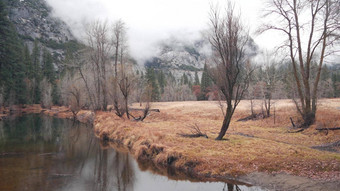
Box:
[0,114,265,191]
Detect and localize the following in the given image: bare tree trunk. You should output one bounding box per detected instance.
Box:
[261,0,339,127]
[250,99,254,116]
[216,102,233,140]
[208,2,253,140]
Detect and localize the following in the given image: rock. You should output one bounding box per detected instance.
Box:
[144,37,209,82]
[76,111,95,124]
[7,0,77,66]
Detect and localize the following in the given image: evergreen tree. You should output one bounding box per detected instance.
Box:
[194,71,200,85]
[201,64,212,99]
[181,73,189,85]
[331,72,340,98]
[52,83,61,105]
[23,44,32,78]
[23,44,34,104]
[321,65,330,81]
[42,48,55,83]
[32,40,41,76]
[146,67,160,101]
[0,0,26,104]
[42,48,61,105]
[31,40,41,104]
[157,70,165,94]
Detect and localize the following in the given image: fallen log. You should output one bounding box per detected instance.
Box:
[129,108,160,112]
[237,113,267,122]
[316,127,340,131]
[288,128,305,133]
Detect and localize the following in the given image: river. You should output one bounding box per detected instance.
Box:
[0,114,265,191]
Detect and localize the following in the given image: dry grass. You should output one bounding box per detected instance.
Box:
[94,99,340,181]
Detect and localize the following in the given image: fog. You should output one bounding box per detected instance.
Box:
[46,0,338,65]
[46,0,283,64]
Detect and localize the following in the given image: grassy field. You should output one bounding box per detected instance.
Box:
[94,98,340,182]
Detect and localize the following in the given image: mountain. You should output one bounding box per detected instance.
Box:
[5,0,81,67]
[144,37,210,82]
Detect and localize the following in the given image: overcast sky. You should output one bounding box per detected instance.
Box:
[45,0,286,63]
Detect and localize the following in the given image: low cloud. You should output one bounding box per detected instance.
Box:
[46,0,211,65]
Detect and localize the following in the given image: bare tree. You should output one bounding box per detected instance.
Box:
[118,62,136,119]
[67,81,84,117]
[41,78,52,109]
[258,51,280,117]
[261,0,340,127]
[208,2,254,140]
[85,20,111,110]
[112,20,126,116]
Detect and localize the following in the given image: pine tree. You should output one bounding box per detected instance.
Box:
[42,48,55,83]
[201,64,212,99]
[157,70,165,94]
[52,83,61,105]
[23,44,34,104]
[181,73,189,85]
[23,44,32,78]
[146,67,160,101]
[42,48,60,105]
[0,0,27,104]
[31,40,41,104]
[332,73,340,97]
[194,71,200,85]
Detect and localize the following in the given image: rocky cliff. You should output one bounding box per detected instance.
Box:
[145,37,210,82]
[6,0,78,65]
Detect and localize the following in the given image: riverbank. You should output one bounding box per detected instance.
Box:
[0,104,94,124]
[94,99,340,190]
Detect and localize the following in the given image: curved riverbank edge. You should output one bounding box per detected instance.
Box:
[92,112,340,191]
[94,135,340,191]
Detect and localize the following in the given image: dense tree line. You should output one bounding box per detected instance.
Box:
[0,0,71,108]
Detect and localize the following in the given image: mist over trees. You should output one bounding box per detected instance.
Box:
[0,0,339,129]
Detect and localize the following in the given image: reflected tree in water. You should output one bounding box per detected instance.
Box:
[223,183,242,191]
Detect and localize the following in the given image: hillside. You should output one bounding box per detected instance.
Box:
[5,0,81,66]
[144,37,210,82]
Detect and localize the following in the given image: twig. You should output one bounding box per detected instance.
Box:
[177,124,208,138]
[290,117,296,128]
[288,128,305,133]
[316,127,340,131]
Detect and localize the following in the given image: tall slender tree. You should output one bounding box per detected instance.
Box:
[146,67,160,101]
[31,40,41,104]
[194,71,200,85]
[261,0,340,127]
[208,2,253,140]
[201,63,212,99]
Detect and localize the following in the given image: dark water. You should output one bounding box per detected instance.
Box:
[0,114,265,191]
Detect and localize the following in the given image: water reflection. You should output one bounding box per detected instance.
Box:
[223,183,241,191]
[0,114,263,191]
